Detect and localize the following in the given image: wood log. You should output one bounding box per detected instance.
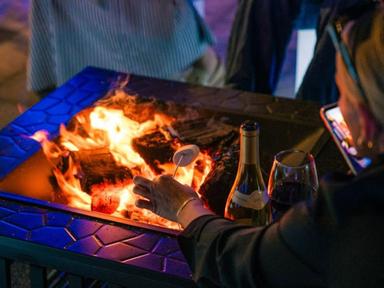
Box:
[198,143,239,216]
[132,131,175,175]
[70,147,133,193]
[168,118,237,150]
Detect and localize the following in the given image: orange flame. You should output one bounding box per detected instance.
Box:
[17,103,27,114]
[31,94,213,230]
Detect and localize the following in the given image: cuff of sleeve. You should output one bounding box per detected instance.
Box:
[180,214,223,237]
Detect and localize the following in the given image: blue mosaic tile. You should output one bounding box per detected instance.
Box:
[30,227,74,249]
[164,258,191,278]
[69,219,103,239]
[19,206,47,214]
[3,212,44,230]
[97,242,145,261]
[124,233,161,251]
[26,124,59,135]
[49,85,76,100]
[82,67,119,80]
[0,67,121,180]
[14,139,41,154]
[123,253,164,272]
[0,136,17,149]
[96,225,138,245]
[67,236,101,255]
[0,138,28,158]
[0,158,17,178]
[0,124,29,136]
[69,106,83,118]
[168,250,187,262]
[46,102,73,116]
[46,212,73,227]
[67,76,87,88]
[66,90,91,105]
[13,111,46,126]
[152,237,179,256]
[47,115,73,125]
[0,221,28,239]
[0,145,27,159]
[32,97,61,111]
[0,207,15,218]
[77,95,101,109]
[0,201,20,211]
[81,80,110,93]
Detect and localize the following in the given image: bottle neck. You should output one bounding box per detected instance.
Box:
[239,133,260,166]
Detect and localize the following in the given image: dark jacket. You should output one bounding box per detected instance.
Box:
[226,0,366,104]
[178,159,384,287]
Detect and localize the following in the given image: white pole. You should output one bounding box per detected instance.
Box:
[193,0,205,17]
[295,29,317,93]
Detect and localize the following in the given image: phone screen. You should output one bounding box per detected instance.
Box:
[322,105,371,174]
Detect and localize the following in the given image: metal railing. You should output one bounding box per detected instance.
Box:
[0,236,194,288]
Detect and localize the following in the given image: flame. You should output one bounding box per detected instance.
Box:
[31,94,213,230]
[17,103,27,114]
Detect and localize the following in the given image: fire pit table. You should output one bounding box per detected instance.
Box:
[0,67,347,287]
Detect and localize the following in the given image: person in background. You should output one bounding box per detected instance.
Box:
[27,0,224,93]
[297,0,374,103]
[226,0,375,104]
[225,0,304,94]
[133,6,384,287]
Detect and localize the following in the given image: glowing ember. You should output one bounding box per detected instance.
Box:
[31,93,214,230]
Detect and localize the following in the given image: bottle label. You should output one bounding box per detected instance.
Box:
[232,189,268,210]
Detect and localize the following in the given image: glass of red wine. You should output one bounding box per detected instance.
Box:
[268,149,319,222]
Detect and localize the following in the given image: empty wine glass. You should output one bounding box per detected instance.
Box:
[268,149,319,222]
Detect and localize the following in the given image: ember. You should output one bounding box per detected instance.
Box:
[31,91,217,230]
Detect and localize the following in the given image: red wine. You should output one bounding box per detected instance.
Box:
[270,181,316,221]
[225,121,271,227]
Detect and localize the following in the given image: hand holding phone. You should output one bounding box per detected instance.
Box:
[321,103,371,175]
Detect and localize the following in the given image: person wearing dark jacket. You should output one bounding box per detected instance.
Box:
[133,6,384,287]
[226,0,372,104]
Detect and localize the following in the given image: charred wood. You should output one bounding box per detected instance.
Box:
[199,143,239,216]
[168,118,237,150]
[132,131,175,175]
[70,148,133,193]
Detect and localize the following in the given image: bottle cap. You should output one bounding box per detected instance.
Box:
[240,121,259,137]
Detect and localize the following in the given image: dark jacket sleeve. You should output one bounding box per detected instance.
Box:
[178,202,329,287]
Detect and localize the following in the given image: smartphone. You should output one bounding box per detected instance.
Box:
[320,103,371,175]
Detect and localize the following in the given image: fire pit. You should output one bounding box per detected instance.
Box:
[0,67,242,286]
[0,67,346,286]
[0,71,239,231]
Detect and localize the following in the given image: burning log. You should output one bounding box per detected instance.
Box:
[71,148,133,193]
[132,131,176,174]
[199,143,239,216]
[168,118,237,150]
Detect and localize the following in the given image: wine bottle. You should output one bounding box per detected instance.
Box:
[224,121,271,226]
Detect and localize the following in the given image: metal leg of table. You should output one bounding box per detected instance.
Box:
[68,274,84,288]
[30,265,47,288]
[0,258,11,288]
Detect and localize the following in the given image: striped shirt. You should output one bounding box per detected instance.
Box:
[28,0,214,91]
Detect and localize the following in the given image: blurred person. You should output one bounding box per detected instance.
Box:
[27,0,224,93]
[297,0,373,103]
[133,6,384,287]
[226,0,375,104]
[226,0,304,94]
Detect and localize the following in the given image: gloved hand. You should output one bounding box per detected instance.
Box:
[133,175,201,222]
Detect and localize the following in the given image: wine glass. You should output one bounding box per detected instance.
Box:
[267,149,319,222]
